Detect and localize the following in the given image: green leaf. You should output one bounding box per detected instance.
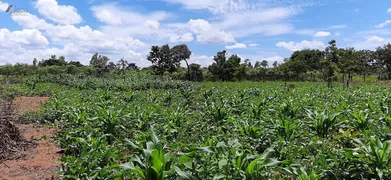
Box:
[151,127,160,145]
[120,162,134,170]
[264,158,281,167]
[151,150,164,173]
[247,158,259,174]
[124,139,139,149]
[213,174,226,180]
[174,166,193,179]
[218,159,228,169]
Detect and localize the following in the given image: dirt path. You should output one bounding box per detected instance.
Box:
[0,96,61,180]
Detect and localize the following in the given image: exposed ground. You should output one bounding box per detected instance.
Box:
[0,96,61,180]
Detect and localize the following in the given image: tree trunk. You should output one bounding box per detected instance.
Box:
[184,60,190,81]
[363,73,366,83]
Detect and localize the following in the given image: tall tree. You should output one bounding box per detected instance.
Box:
[338,48,359,88]
[33,58,37,67]
[357,50,374,82]
[376,43,391,80]
[117,58,129,71]
[260,60,269,68]
[273,61,278,68]
[171,44,192,80]
[208,50,228,81]
[39,55,67,66]
[90,53,110,76]
[147,45,178,75]
[244,59,252,68]
[324,40,339,88]
[189,63,203,81]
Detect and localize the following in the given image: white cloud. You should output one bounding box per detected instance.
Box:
[375,20,391,28]
[367,36,385,43]
[295,29,316,35]
[354,8,359,12]
[351,36,389,50]
[168,32,194,43]
[196,30,235,44]
[387,8,391,13]
[144,20,160,30]
[0,28,49,49]
[11,13,53,30]
[187,19,235,44]
[249,43,259,47]
[0,1,9,12]
[0,44,92,65]
[91,4,170,25]
[217,7,298,30]
[46,25,105,42]
[225,43,247,49]
[162,0,318,15]
[35,0,82,25]
[162,0,251,14]
[188,54,213,67]
[328,24,347,29]
[314,31,331,37]
[188,19,212,34]
[230,23,293,38]
[276,40,326,51]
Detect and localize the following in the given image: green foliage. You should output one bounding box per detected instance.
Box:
[90,53,110,76]
[17,110,44,124]
[10,75,391,179]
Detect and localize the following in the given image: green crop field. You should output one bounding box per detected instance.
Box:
[3,73,391,180]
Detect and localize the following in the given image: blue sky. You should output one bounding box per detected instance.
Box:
[0,0,390,67]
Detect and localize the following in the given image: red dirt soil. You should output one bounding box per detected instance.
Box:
[12,96,50,116]
[0,96,61,180]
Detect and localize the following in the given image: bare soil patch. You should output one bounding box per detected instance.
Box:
[0,96,61,180]
[12,96,50,116]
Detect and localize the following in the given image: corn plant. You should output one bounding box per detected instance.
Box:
[121,128,175,180]
[349,136,391,179]
[306,109,341,138]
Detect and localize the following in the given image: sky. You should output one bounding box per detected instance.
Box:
[0,0,390,67]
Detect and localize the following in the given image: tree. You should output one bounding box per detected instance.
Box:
[338,47,359,88]
[259,60,269,81]
[357,50,374,82]
[225,55,241,81]
[189,63,203,81]
[33,58,37,67]
[273,61,278,68]
[107,62,117,70]
[171,44,192,80]
[39,55,67,66]
[236,63,247,81]
[244,59,252,68]
[324,40,339,88]
[68,61,83,67]
[117,58,129,71]
[376,43,391,80]
[90,53,110,76]
[126,63,138,70]
[260,60,269,68]
[208,50,228,81]
[254,61,261,69]
[147,45,179,75]
[279,59,292,87]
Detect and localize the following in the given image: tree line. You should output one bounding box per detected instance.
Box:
[145,40,391,86]
[1,40,391,85]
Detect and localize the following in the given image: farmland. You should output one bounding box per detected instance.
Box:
[2,73,391,179]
